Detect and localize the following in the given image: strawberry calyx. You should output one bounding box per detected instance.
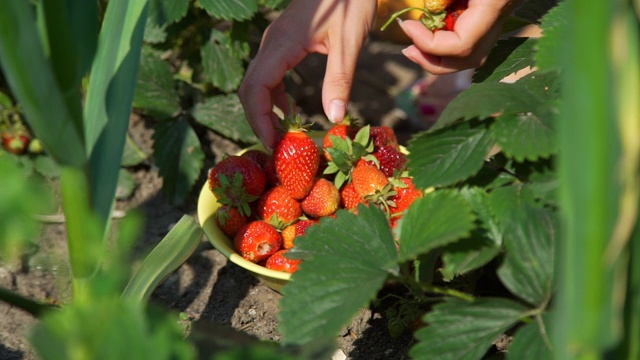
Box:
[323,125,375,189]
[379,6,448,32]
[212,173,258,217]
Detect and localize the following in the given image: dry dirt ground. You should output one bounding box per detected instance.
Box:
[0,35,430,360]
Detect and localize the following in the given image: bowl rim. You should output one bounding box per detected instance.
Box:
[197,145,293,282]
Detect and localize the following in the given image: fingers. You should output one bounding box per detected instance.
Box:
[322,39,360,124]
[397,0,515,73]
[239,25,307,149]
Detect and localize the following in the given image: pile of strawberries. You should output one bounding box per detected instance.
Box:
[207,114,422,274]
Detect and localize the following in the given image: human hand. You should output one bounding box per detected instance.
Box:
[397,0,519,74]
[238,0,377,149]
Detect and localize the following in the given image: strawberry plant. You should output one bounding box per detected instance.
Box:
[275,1,640,359]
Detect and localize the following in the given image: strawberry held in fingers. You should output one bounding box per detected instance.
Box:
[274,114,320,199]
[424,0,455,13]
[234,220,282,263]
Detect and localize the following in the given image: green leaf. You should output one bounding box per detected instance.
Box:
[122,215,202,302]
[121,135,148,167]
[399,190,476,262]
[201,30,245,92]
[191,94,259,144]
[280,205,399,345]
[441,188,502,279]
[410,298,529,360]
[84,0,148,227]
[153,120,204,205]
[144,0,190,43]
[434,82,544,130]
[199,0,259,21]
[134,46,181,119]
[491,186,556,306]
[148,0,189,25]
[534,1,566,72]
[0,157,51,262]
[490,108,556,162]
[407,120,495,189]
[508,315,553,360]
[0,90,13,109]
[115,168,136,200]
[34,155,60,179]
[473,37,538,83]
[30,300,195,360]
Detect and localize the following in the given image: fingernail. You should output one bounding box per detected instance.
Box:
[328,99,346,123]
[396,18,404,27]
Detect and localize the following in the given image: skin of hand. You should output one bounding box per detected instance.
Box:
[397,0,519,74]
[238,0,378,150]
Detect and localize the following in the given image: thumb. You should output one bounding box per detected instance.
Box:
[322,47,358,124]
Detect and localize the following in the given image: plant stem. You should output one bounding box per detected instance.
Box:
[0,286,58,317]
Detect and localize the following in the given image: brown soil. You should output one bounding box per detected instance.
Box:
[0,36,428,360]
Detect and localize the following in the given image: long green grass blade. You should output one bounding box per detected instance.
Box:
[553,1,621,358]
[40,0,98,136]
[121,215,203,302]
[83,0,148,227]
[0,1,85,167]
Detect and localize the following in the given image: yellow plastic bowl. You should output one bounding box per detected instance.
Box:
[197,147,292,293]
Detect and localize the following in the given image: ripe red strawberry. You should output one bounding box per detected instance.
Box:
[274,115,320,199]
[370,126,398,149]
[368,145,408,177]
[208,156,267,216]
[257,185,302,228]
[389,177,423,228]
[436,0,467,31]
[242,149,279,186]
[322,117,360,161]
[215,205,251,238]
[265,249,301,273]
[282,219,318,249]
[2,132,30,155]
[352,160,390,198]
[241,149,270,168]
[208,156,267,198]
[234,220,282,263]
[301,178,340,218]
[340,182,363,210]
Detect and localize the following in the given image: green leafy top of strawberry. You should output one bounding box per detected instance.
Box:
[323,125,377,189]
[211,173,258,217]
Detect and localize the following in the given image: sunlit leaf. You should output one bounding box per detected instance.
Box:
[441,187,502,279]
[399,190,476,262]
[201,30,245,92]
[199,0,258,21]
[490,108,556,162]
[121,135,148,167]
[408,120,494,189]
[191,94,258,144]
[122,215,202,302]
[134,46,181,119]
[281,205,399,345]
[30,300,195,360]
[410,298,528,360]
[473,37,537,83]
[434,81,544,130]
[534,1,567,71]
[153,119,204,205]
[491,186,556,306]
[507,315,553,359]
[116,169,135,200]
